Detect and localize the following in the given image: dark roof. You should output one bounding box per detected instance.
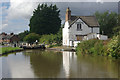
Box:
[68,16,100,28]
[0,34,15,40]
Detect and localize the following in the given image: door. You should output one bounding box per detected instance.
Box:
[76,35,83,41]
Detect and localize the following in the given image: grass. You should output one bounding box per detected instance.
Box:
[0,47,23,54]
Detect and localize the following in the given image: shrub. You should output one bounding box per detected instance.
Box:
[76,39,104,55]
[24,33,40,43]
[39,28,62,46]
[39,34,57,45]
[107,35,120,58]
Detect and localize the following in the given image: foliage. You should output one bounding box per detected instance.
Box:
[107,35,120,58]
[118,14,120,26]
[24,33,40,43]
[112,26,120,36]
[76,35,120,58]
[29,4,61,35]
[39,28,62,46]
[1,47,22,54]
[94,11,118,37]
[39,34,56,44]
[18,30,30,41]
[76,39,104,55]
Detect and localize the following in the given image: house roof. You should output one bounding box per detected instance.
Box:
[68,16,100,28]
[0,34,16,40]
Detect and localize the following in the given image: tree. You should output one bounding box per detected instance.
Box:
[39,28,62,45]
[118,14,120,26]
[18,30,30,41]
[24,33,40,43]
[94,11,118,37]
[107,35,120,58]
[29,4,61,35]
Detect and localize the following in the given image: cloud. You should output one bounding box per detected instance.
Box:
[1,0,120,2]
[1,1,118,34]
[96,0,103,3]
[8,0,38,20]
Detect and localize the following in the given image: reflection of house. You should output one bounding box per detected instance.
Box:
[62,51,77,78]
[62,7,108,47]
[0,32,19,44]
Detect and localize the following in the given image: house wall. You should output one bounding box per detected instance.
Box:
[69,18,92,41]
[69,19,100,41]
[93,27,99,33]
[63,21,70,46]
[62,18,100,47]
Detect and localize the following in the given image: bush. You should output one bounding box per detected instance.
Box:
[76,39,104,55]
[39,34,57,45]
[24,33,40,43]
[107,35,120,58]
[39,28,62,46]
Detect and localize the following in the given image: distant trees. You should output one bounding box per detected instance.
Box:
[29,4,61,35]
[39,28,62,45]
[94,11,118,37]
[24,33,40,43]
[18,30,30,41]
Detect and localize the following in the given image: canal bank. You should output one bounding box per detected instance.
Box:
[46,46,75,52]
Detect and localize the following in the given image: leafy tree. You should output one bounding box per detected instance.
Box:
[107,34,120,58]
[39,28,62,45]
[118,14,120,26]
[29,4,61,35]
[24,33,40,43]
[55,28,62,44]
[94,11,118,37]
[18,30,29,41]
[112,26,120,36]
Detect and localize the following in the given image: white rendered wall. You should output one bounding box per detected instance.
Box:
[69,18,92,41]
[62,21,70,46]
[93,27,100,33]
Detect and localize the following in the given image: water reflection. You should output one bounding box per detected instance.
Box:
[26,50,63,78]
[63,51,77,78]
[1,50,120,78]
[2,52,35,78]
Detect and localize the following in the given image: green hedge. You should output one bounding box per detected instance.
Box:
[107,35,120,58]
[76,39,104,55]
[76,35,120,58]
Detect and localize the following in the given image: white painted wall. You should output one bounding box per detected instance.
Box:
[62,21,70,46]
[97,34,108,40]
[74,41,80,47]
[69,18,92,41]
[93,27,100,33]
[62,18,101,47]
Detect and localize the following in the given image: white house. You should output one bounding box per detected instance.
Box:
[62,7,108,47]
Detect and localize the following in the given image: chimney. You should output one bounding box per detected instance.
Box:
[65,7,71,21]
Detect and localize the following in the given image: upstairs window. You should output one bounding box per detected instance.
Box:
[77,24,82,31]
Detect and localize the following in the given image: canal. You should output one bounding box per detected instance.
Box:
[0,49,120,78]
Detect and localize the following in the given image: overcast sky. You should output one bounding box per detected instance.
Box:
[0,0,119,34]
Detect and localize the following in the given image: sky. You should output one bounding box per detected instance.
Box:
[0,0,120,34]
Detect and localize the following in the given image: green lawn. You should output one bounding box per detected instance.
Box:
[0,47,22,54]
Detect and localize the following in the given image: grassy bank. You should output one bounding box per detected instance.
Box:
[1,47,23,54]
[76,35,120,59]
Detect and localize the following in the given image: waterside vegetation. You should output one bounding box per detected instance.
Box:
[1,47,23,55]
[76,34,120,59]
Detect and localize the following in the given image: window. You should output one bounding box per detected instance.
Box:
[77,24,82,31]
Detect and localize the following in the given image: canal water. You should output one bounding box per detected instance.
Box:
[0,49,120,78]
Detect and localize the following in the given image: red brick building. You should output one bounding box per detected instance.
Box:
[0,32,20,44]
